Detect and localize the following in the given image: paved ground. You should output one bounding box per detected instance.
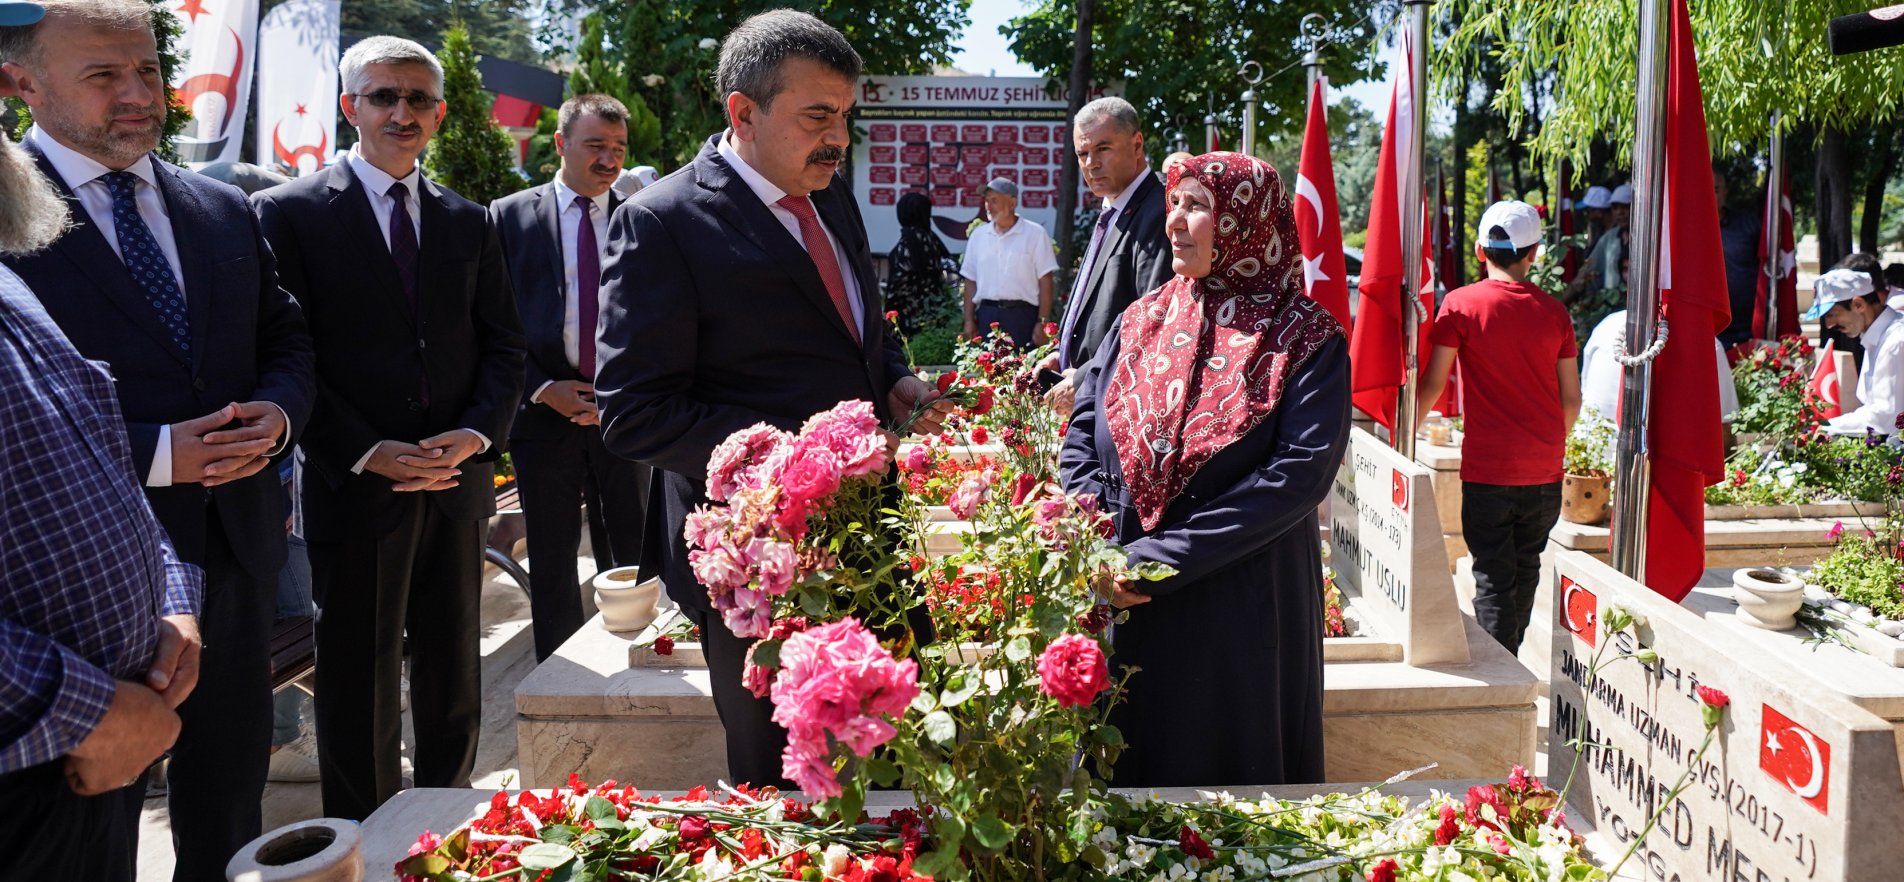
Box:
[134,542,594,881]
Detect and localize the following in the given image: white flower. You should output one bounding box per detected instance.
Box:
[1125,841,1157,865]
[822,843,851,875]
[698,37,719,50]
[642,73,666,88]
[1091,825,1119,850]
[697,847,735,879]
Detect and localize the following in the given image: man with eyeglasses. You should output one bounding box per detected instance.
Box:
[253,35,524,821]
[489,93,650,662]
[0,1,314,876]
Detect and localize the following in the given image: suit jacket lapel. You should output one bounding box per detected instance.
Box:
[694,140,860,351]
[417,177,452,329]
[326,161,414,330]
[537,182,565,299]
[26,147,190,366]
[151,161,214,366]
[813,183,878,359]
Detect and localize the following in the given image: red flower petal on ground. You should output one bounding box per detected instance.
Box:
[677,814,709,841]
[1178,824,1215,860]
[1366,858,1398,882]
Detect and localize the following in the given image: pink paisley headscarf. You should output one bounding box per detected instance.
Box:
[1103,152,1344,530]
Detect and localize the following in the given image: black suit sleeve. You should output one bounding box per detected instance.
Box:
[124,422,161,479]
[453,216,526,458]
[1133,216,1176,298]
[243,199,316,451]
[489,202,556,402]
[596,201,783,479]
[252,191,385,475]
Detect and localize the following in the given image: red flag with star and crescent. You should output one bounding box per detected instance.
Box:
[1760,703,1831,815]
[1751,161,1799,340]
[1295,77,1351,329]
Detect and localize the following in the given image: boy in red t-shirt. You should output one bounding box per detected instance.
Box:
[1417,201,1581,654]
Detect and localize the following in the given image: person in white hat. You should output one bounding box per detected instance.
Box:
[611,164,660,198]
[1416,201,1580,654]
[959,176,1057,350]
[1566,182,1634,333]
[1577,184,1613,252]
[1809,266,1904,436]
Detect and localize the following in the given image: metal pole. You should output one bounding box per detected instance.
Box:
[1204,112,1218,153]
[1610,0,1673,579]
[1396,0,1431,457]
[1238,60,1263,156]
[1762,112,1785,341]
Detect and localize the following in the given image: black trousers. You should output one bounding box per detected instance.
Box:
[974,300,1039,351]
[683,604,793,791]
[167,508,274,881]
[1462,481,1563,654]
[0,764,146,881]
[308,495,482,821]
[511,426,649,661]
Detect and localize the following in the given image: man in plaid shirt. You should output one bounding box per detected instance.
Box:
[0,13,203,876]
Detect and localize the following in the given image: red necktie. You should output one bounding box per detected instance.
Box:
[775,194,859,344]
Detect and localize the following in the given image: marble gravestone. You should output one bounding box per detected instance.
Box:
[1329,427,1471,665]
[1550,552,1904,881]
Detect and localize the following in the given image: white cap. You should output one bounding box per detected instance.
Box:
[1610,184,1634,205]
[1580,186,1612,209]
[612,166,662,197]
[1805,268,1878,320]
[1476,200,1544,251]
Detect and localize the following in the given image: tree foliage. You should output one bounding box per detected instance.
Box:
[567,13,663,166]
[5,1,191,160]
[1005,0,1377,162]
[1436,0,1904,167]
[339,0,537,61]
[425,24,527,204]
[598,0,972,169]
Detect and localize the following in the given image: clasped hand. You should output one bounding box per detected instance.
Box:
[171,401,286,486]
[541,380,599,427]
[367,430,484,491]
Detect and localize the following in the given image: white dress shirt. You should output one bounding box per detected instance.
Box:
[343,147,490,473]
[717,133,864,333]
[1827,306,1904,436]
[960,216,1058,306]
[530,179,612,405]
[1102,163,1152,215]
[29,126,292,486]
[1579,309,1737,423]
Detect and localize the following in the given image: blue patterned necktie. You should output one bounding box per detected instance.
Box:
[102,171,189,358]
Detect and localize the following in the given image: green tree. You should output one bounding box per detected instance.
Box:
[425,24,526,205]
[6,1,191,160]
[339,0,536,61]
[600,0,972,169]
[567,12,663,166]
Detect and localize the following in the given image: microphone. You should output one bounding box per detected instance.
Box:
[1829,5,1904,55]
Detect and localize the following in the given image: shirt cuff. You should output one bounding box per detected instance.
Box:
[42,646,116,761]
[464,429,492,453]
[531,381,554,405]
[161,559,205,618]
[262,402,293,457]
[351,444,379,475]
[147,424,173,487]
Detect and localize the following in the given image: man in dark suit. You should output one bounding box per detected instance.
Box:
[596,10,950,788]
[490,93,648,661]
[0,3,313,877]
[252,35,524,821]
[1047,96,1172,411]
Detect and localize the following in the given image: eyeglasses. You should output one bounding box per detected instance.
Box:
[347,89,442,111]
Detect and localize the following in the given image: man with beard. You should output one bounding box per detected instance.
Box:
[252,35,524,821]
[0,8,204,877]
[0,1,313,876]
[490,93,650,661]
[595,10,950,788]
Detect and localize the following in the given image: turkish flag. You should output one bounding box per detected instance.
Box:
[1349,26,1435,432]
[1760,703,1831,815]
[1559,577,1598,648]
[1809,340,1844,419]
[1751,162,1799,340]
[1295,77,1352,328]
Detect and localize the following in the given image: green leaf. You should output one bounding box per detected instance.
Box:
[515,842,578,871]
[1094,725,1125,747]
[1004,636,1031,662]
[923,709,958,745]
[394,853,451,876]
[800,590,827,617]
[583,796,618,821]
[971,814,1015,850]
[866,757,902,787]
[540,824,579,843]
[938,670,981,708]
[750,639,783,670]
[1127,561,1177,582]
[909,690,939,715]
[589,817,625,833]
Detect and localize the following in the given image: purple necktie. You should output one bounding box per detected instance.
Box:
[387,182,428,406]
[1058,207,1117,369]
[574,195,600,380]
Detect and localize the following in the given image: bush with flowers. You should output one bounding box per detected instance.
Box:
[1729,336,1829,440]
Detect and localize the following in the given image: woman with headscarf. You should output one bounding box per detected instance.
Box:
[1060,152,1351,787]
[884,192,953,335]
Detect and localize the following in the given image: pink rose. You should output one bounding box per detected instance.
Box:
[781,443,844,509]
[781,735,840,799]
[706,424,793,501]
[770,618,919,764]
[903,444,931,474]
[947,474,988,520]
[1037,634,1110,708]
[799,401,887,478]
[749,537,800,596]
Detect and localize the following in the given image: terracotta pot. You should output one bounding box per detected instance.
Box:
[226,819,362,882]
[1733,568,1804,630]
[594,566,662,633]
[1561,473,1612,526]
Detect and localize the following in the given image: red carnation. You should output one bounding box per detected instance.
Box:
[936,372,958,394]
[885,310,899,323]
[1434,803,1460,846]
[654,635,675,656]
[1178,824,1215,861]
[1696,684,1730,728]
[971,386,995,415]
[1367,858,1398,882]
[1464,784,1507,832]
[677,814,709,841]
[971,426,989,444]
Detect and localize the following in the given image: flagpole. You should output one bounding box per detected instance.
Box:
[1239,61,1263,156]
[1762,112,1785,341]
[1610,0,1673,579]
[1301,13,1327,99]
[1396,0,1431,458]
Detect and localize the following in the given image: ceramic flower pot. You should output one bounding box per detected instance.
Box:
[1561,473,1612,526]
[595,566,662,633]
[1733,568,1805,630]
[226,818,362,882]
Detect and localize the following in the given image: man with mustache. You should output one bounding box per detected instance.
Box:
[253,35,524,820]
[0,8,205,879]
[490,94,649,661]
[0,0,314,876]
[596,10,951,787]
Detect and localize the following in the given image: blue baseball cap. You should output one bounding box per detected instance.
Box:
[0,2,43,26]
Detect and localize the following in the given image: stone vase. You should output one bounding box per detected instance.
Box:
[1733,568,1805,630]
[1561,473,1612,526]
[226,819,362,882]
[595,567,662,633]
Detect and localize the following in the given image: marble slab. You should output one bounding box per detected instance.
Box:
[1550,516,1842,568]
[1549,552,1904,881]
[1686,569,1904,719]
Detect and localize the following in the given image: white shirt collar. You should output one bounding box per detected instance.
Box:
[552,177,611,215]
[718,131,792,209]
[348,146,422,199]
[28,124,157,190]
[1103,164,1152,214]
